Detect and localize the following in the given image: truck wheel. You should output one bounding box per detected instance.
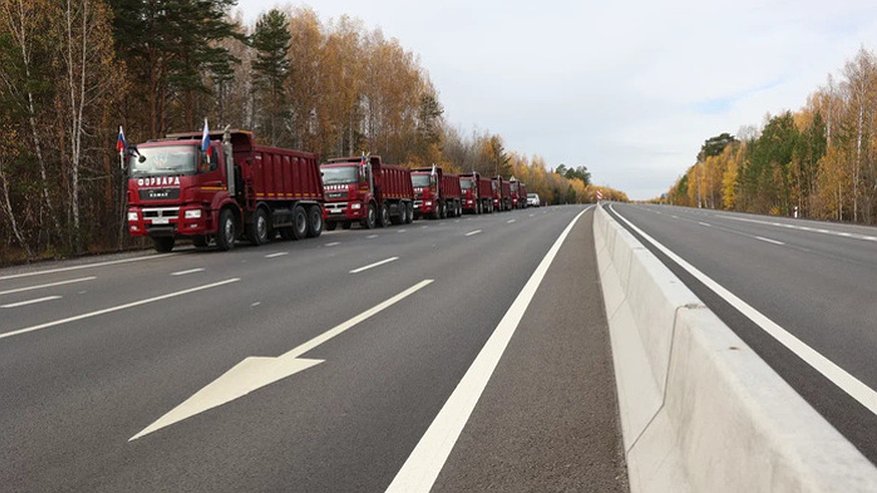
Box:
[249,207,271,245]
[379,203,390,227]
[476,202,481,215]
[192,235,209,248]
[326,222,337,231]
[152,237,175,253]
[362,203,377,229]
[341,221,352,230]
[457,203,462,216]
[292,205,308,240]
[307,206,323,238]
[440,202,448,219]
[406,202,414,224]
[216,209,236,251]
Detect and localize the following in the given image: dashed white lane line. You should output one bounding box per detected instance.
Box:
[0,278,240,341]
[609,204,877,415]
[2,296,62,308]
[349,257,399,274]
[264,252,288,258]
[507,219,516,224]
[671,215,679,219]
[529,214,535,217]
[386,206,593,492]
[698,222,711,227]
[171,268,205,276]
[367,234,380,238]
[0,254,177,280]
[755,236,785,246]
[325,242,341,247]
[0,276,96,296]
[465,230,482,237]
[398,229,407,233]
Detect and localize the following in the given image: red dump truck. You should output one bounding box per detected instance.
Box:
[411,166,462,219]
[510,179,528,209]
[492,176,512,212]
[321,155,414,229]
[460,172,495,214]
[126,129,324,252]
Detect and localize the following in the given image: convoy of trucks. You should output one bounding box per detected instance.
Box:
[124,128,533,252]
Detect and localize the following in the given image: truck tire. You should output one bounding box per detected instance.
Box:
[248,207,271,245]
[216,209,236,251]
[192,235,209,248]
[326,222,337,231]
[476,202,482,215]
[291,205,308,240]
[362,203,377,229]
[152,237,175,253]
[379,203,390,227]
[457,202,462,216]
[341,221,352,230]
[406,202,414,224]
[307,206,323,238]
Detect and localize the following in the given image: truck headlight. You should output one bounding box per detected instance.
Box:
[127,211,138,221]
[184,209,202,219]
[424,200,433,206]
[351,202,362,210]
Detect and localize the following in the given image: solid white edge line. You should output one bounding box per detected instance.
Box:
[608,204,877,414]
[385,205,593,492]
[0,254,177,280]
[0,276,96,296]
[349,257,399,274]
[465,229,482,236]
[754,236,785,246]
[170,268,205,276]
[2,296,62,308]
[0,278,240,341]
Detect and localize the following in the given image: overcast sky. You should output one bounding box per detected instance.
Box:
[236,0,877,199]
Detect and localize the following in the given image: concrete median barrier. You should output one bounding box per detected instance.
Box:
[593,204,876,493]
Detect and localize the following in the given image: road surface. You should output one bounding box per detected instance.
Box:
[0,205,627,492]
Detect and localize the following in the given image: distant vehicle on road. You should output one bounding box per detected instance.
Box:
[510,179,528,209]
[126,128,324,253]
[411,166,462,219]
[527,193,541,207]
[321,155,414,230]
[492,176,512,211]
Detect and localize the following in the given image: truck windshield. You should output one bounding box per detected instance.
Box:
[412,174,433,188]
[322,166,359,185]
[460,179,474,190]
[129,145,197,178]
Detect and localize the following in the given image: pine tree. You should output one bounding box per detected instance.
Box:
[251,8,290,146]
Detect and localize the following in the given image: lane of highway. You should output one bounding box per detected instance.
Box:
[0,205,623,492]
[606,203,877,462]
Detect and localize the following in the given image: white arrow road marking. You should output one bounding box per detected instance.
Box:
[130,279,433,441]
[0,278,240,341]
[349,257,399,274]
[0,276,96,296]
[1,296,62,308]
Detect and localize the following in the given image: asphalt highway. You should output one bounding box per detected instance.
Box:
[606,203,877,463]
[0,205,627,492]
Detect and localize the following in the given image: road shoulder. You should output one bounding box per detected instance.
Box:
[432,209,629,492]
